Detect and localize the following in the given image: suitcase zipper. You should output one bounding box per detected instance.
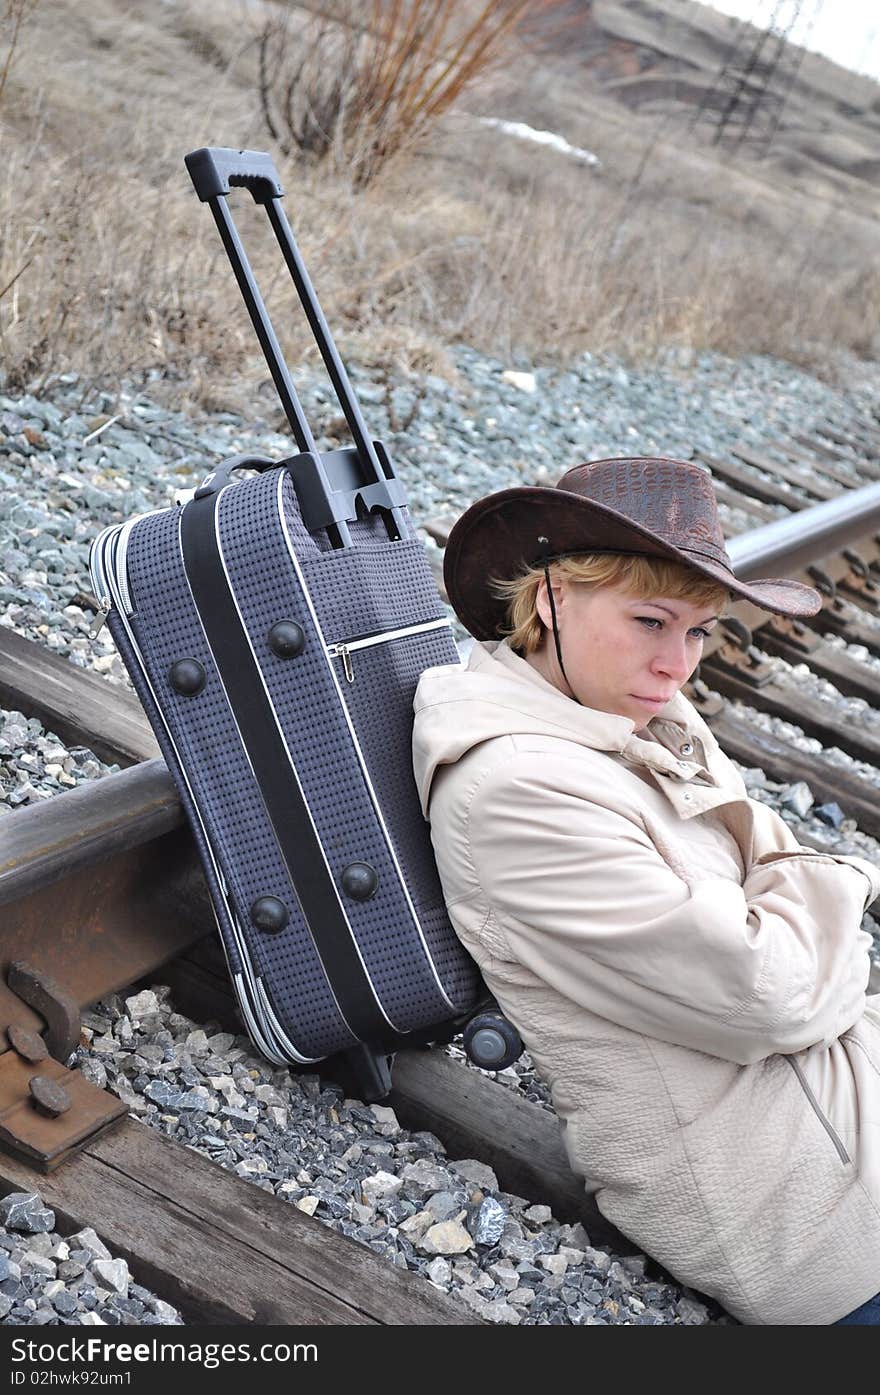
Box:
[326,618,451,683]
[89,512,164,629]
[113,517,143,616]
[333,644,355,684]
[89,597,112,640]
[87,528,119,634]
[90,525,132,621]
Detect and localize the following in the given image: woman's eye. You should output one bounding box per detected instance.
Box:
[637,617,711,639]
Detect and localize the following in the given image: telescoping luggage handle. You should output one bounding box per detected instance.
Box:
[184,146,407,547]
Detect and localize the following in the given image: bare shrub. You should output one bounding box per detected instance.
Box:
[258,0,533,186]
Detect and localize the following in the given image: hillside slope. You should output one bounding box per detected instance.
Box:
[1,0,878,403]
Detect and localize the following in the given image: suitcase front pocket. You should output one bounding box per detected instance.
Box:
[326,618,453,683]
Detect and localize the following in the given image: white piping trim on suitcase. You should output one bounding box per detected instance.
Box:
[207,897,318,1066]
[326,619,451,683]
[89,508,166,617]
[92,517,342,1065]
[87,532,108,609]
[235,975,286,1065]
[326,617,450,656]
[174,503,358,1051]
[92,519,321,1065]
[209,487,398,1038]
[274,472,457,1015]
[93,526,249,973]
[99,527,243,941]
[254,981,324,1064]
[102,524,302,1054]
[116,516,146,614]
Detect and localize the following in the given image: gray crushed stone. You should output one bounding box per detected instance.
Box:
[0,708,117,812]
[0,1195,183,1327]
[68,988,734,1326]
[2,347,880,669]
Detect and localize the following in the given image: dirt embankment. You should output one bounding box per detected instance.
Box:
[1,0,878,407]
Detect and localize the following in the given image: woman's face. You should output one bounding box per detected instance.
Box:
[530,576,720,724]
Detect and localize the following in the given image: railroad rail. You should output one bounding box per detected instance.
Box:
[3,423,880,1323]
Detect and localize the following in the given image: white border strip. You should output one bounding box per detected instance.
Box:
[275,472,457,1013]
[177,499,356,1052]
[90,515,320,1065]
[326,618,450,656]
[92,523,283,1057]
[213,485,398,1035]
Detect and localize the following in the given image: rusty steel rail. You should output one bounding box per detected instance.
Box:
[727,480,880,581]
[0,761,201,1032]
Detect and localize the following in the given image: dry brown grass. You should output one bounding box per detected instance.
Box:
[1,0,879,411]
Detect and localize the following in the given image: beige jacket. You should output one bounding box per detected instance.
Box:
[412,638,880,1325]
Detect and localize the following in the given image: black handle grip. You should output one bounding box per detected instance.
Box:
[194,454,279,500]
[182,146,408,545]
[185,147,284,204]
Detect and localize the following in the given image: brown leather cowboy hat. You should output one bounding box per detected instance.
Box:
[443,456,822,640]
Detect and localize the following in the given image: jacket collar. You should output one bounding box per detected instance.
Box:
[413,638,737,820]
[479,639,711,780]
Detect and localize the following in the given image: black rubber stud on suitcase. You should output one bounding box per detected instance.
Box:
[341,863,379,901]
[268,620,305,658]
[251,896,289,933]
[169,659,206,695]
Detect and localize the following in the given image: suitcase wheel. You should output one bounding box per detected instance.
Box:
[462,1011,523,1071]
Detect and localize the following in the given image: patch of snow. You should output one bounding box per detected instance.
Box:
[478,118,601,169]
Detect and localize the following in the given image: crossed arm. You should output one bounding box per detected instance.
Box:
[466,758,878,1066]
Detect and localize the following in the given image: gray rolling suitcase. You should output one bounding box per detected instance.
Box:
[87,147,521,1099]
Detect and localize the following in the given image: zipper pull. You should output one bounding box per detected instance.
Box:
[339,644,354,684]
[89,598,112,640]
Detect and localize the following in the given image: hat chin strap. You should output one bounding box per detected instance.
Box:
[543,564,580,705]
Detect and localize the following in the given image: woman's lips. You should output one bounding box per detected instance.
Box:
[631,694,672,707]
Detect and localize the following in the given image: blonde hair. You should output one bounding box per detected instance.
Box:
[492,553,729,655]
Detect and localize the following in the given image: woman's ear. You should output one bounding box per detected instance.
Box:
[535,571,565,629]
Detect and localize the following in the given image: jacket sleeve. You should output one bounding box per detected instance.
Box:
[466,756,876,1066]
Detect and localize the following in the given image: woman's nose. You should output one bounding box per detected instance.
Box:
[652,635,693,681]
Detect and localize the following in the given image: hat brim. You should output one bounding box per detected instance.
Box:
[443,486,822,639]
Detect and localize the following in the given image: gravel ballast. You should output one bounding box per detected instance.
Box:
[3,345,880,674]
[67,988,730,1327]
[0,1194,183,1326]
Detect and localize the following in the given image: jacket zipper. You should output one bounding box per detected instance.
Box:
[326,618,451,684]
[786,1056,851,1164]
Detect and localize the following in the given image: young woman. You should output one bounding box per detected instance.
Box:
[412,456,880,1325]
